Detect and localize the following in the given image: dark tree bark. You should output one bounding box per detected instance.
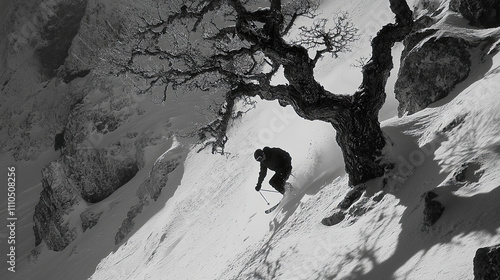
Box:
[228,0,413,185]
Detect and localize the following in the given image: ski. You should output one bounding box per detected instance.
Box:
[264,202,281,214]
[263,183,296,214]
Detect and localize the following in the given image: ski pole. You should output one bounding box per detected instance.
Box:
[260,189,280,193]
[259,191,270,205]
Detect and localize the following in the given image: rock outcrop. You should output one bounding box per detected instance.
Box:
[421,191,445,231]
[115,142,185,244]
[395,34,471,116]
[26,0,153,251]
[35,0,90,80]
[33,145,140,250]
[395,0,500,117]
[64,149,139,203]
[80,209,103,232]
[474,244,500,280]
[321,211,346,226]
[33,162,85,251]
[0,0,126,161]
[451,0,500,28]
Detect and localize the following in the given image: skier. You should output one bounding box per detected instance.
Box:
[254,147,292,195]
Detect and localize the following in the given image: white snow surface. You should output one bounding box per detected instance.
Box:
[2,0,500,279]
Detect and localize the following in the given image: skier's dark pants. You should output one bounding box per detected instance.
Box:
[269,165,292,194]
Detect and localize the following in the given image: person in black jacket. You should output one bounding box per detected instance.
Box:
[254,147,292,195]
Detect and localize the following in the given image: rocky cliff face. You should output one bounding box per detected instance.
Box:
[33,162,85,251]
[0,0,128,161]
[0,0,180,251]
[35,0,90,80]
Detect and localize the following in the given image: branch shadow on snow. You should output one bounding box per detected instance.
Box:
[269,166,345,233]
[339,184,500,280]
[236,162,344,279]
[327,117,500,280]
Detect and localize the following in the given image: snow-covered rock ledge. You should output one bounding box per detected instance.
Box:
[115,140,186,245]
[395,2,500,116]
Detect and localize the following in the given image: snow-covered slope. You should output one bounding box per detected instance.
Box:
[2,0,500,279]
[88,44,500,279]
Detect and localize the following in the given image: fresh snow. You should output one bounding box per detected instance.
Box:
[2,0,500,279]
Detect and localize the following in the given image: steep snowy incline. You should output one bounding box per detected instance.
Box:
[88,1,408,278]
[4,0,500,280]
[89,99,338,280]
[90,4,500,280]
[88,54,500,280]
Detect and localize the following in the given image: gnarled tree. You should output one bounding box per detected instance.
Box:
[116,0,413,186]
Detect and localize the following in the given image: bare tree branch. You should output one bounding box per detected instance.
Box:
[292,12,358,64]
[104,0,413,185]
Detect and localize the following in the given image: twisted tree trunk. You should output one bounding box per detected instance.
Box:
[250,0,413,185]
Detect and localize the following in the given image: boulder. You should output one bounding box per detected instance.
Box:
[337,185,366,210]
[422,191,445,231]
[474,244,500,280]
[395,35,471,116]
[457,0,500,28]
[321,211,346,226]
[453,162,483,183]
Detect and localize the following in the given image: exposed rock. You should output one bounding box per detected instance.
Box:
[400,29,438,59]
[372,191,386,202]
[413,0,444,17]
[321,211,346,226]
[338,185,366,210]
[453,162,484,183]
[65,149,139,203]
[0,0,126,162]
[136,147,185,201]
[80,209,103,232]
[457,0,500,28]
[35,146,141,250]
[115,201,146,245]
[116,143,185,244]
[474,244,500,280]
[412,15,436,31]
[54,130,66,151]
[395,35,472,116]
[35,0,90,79]
[7,0,172,253]
[422,191,445,231]
[33,162,84,251]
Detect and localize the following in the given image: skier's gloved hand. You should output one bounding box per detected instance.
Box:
[255,185,261,192]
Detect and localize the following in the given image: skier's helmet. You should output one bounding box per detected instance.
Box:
[254,149,264,161]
